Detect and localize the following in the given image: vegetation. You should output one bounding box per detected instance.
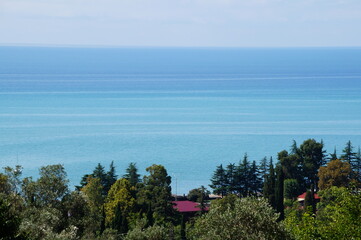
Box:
[0,139,360,239]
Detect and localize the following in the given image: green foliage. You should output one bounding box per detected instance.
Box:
[3,165,23,194]
[263,157,276,208]
[138,164,175,225]
[284,179,300,200]
[0,198,26,240]
[209,164,227,197]
[123,163,141,187]
[189,197,291,240]
[124,224,172,240]
[210,154,262,198]
[104,178,136,226]
[36,164,69,208]
[275,165,284,220]
[286,187,361,240]
[299,139,325,189]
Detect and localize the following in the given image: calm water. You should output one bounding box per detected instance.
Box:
[1,46,361,194]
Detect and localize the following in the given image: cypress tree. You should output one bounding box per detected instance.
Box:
[263,157,276,209]
[275,165,284,221]
[180,215,186,240]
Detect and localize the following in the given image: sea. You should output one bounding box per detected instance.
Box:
[0,46,361,194]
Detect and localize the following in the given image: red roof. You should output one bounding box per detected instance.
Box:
[172,201,209,213]
[297,192,320,200]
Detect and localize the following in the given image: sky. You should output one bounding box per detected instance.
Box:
[0,0,361,47]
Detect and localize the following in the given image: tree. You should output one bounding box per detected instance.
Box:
[189,198,291,240]
[187,187,210,203]
[138,164,175,225]
[341,140,356,168]
[259,156,268,180]
[249,161,262,196]
[225,163,236,194]
[123,162,140,187]
[209,164,227,197]
[92,163,108,195]
[275,165,284,221]
[81,177,104,213]
[105,161,117,194]
[318,159,352,190]
[3,165,23,195]
[286,187,361,240]
[104,178,136,226]
[299,139,325,190]
[36,164,69,208]
[0,197,24,240]
[236,153,251,197]
[329,147,338,161]
[263,157,276,209]
[284,179,300,200]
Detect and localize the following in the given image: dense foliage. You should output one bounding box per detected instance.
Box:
[0,139,360,239]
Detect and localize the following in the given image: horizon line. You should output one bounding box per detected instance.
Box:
[1,43,361,49]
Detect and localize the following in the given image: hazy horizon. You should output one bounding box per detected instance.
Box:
[1,0,361,48]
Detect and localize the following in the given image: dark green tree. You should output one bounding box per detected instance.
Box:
[0,198,25,240]
[329,147,338,161]
[263,157,276,208]
[92,163,108,195]
[259,156,268,180]
[138,164,175,225]
[105,161,117,194]
[299,139,325,190]
[249,161,262,196]
[284,179,300,200]
[341,141,356,166]
[275,165,284,221]
[236,153,251,197]
[112,203,128,234]
[225,163,237,194]
[123,162,140,187]
[209,164,227,197]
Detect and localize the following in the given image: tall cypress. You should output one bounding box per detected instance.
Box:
[263,157,276,209]
[275,164,284,221]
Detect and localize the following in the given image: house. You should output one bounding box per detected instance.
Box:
[297,192,320,206]
[172,200,209,220]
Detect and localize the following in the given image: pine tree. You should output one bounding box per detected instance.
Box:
[225,163,236,194]
[290,140,298,155]
[93,163,108,195]
[329,147,338,161]
[237,153,251,197]
[259,156,268,181]
[105,161,117,194]
[123,162,140,186]
[209,164,227,197]
[275,165,284,221]
[249,161,262,196]
[341,141,357,170]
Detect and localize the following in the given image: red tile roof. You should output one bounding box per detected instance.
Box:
[297,192,320,200]
[172,200,209,213]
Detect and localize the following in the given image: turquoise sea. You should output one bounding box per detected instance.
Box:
[0,46,361,194]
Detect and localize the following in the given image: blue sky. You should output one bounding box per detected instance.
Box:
[1,0,361,47]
